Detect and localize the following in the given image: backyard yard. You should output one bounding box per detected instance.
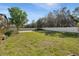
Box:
[0,31,79,56]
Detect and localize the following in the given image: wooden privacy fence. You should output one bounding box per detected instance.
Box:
[42,27,79,33]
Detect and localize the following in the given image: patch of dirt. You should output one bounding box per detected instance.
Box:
[38,40,53,48]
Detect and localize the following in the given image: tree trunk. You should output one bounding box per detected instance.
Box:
[16,26,19,34]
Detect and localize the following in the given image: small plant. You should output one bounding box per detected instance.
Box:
[5,30,13,36]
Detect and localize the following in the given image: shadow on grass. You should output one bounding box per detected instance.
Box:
[34,29,79,38]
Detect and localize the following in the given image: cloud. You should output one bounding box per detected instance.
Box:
[45,3,56,6]
[32,3,58,11]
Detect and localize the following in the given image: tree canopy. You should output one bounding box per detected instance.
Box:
[8,7,28,32]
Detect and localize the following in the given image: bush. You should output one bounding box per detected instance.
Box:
[62,32,79,38]
[34,28,45,31]
[43,31,79,38]
[5,30,13,36]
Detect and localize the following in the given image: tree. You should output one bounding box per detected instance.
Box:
[36,7,76,27]
[30,20,36,28]
[36,18,44,29]
[8,7,28,33]
[73,7,79,25]
[46,12,56,27]
[55,7,75,27]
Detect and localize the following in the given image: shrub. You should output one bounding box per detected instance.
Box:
[5,30,13,36]
[34,28,45,31]
[62,32,79,38]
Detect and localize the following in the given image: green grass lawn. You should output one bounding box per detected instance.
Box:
[0,32,79,56]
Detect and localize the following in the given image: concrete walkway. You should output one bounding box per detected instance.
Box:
[19,31,33,33]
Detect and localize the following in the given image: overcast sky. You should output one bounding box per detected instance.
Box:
[0,3,79,23]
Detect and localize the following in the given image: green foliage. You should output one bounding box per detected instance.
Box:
[77,23,79,27]
[43,31,79,38]
[8,7,28,31]
[5,30,13,36]
[62,32,79,37]
[73,7,79,24]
